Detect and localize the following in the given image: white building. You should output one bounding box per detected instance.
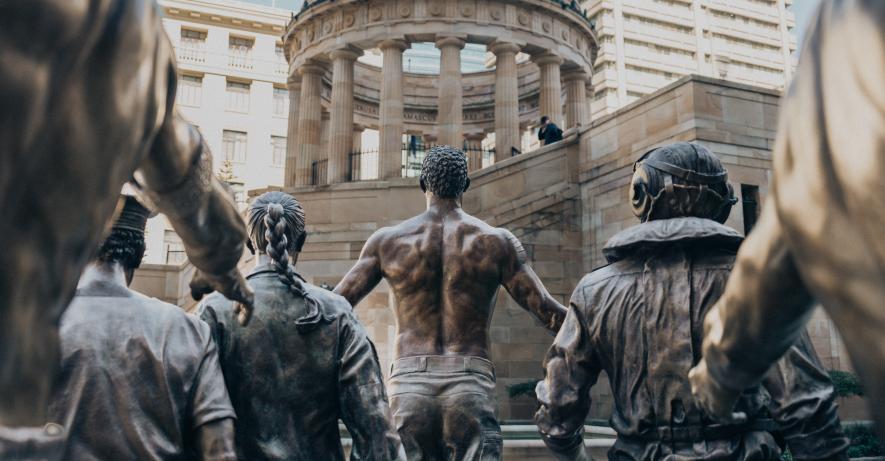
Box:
[583,0,797,118]
[144,0,291,264]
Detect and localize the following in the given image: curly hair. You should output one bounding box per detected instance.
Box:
[96,229,145,271]
[419,145,469,198]
[248,191,323,330]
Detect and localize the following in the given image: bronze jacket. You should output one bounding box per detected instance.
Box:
[199,265,404,461]
[535,217,848,461]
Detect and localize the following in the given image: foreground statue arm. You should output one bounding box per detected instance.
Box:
[334,231,385,307]
[195,419,237,461]
[337,310,406,460]
[501,230,568,332]
[762,332,849,461]
[535,285,598,461]
[134,110,254,324]
[689,203,816,421]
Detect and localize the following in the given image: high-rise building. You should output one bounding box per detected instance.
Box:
[143,0,291,265]
[583,0,796,118]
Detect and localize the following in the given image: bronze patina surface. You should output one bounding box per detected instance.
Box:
[0,0,253,434]
[536,144,848,461]
[689,0,885,441]
[50,196,237,460]
[335,146,568,460]
[200,192,405,460]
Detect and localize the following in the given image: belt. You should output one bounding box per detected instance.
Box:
[625,419,780,443]
[390,355,495,379]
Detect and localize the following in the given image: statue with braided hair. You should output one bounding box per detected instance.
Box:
[198,191,405,461]
[0,1,253,452]
[335,145,568,461]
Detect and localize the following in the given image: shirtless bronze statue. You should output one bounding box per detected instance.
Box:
[200,192,404,460]
[534,143,848,461]
[50,195,237,460]
[335,145,568,460]
[0,0,253,444]
[689,0,885,440]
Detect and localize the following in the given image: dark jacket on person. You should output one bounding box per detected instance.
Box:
[538,123,563,145]
[199,264,404,461]
[535,217,849,461]
[50,283,235,461]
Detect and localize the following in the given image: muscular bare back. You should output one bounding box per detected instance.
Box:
[335,199,565,360]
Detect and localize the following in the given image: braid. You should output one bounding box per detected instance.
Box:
[261,201,323,330]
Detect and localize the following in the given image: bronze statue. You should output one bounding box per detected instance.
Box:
[535,143,849,460]
[0,0,253,442]
[689,0,885,441]
[335,146,568,460]
[199,191,405,460]
[49,195,237,460]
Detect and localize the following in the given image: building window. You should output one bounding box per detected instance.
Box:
[228,36,254,69]
[179,29,207,63]
[741,184,760,235]
[273,87,289,116]
[271,136,287,167]
[222,130,248,163]
[176,74,202,107]
[226,80,250,112]
[275,43,288,75]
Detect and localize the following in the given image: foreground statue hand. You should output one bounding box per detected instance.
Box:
[689,360,747,424]
[190,268,254,326]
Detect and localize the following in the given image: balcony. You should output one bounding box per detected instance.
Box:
[228,48,254,70]
[176,46,206,64]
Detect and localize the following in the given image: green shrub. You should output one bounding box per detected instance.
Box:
[829,370,864,398]
[508,380,539,399]
[845,423,883,458]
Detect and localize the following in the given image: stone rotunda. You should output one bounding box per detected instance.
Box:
[281,0,598,187]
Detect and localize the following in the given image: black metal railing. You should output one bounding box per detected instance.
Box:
[400,141,507,177]
[311,159,328,186]
[348,150,380,181]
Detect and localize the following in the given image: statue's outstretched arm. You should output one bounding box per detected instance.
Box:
[763,332,849,461]
[337,310,406,460]
[535,286,598,461]
[134,102,254,324]
[690,203,815,421]
[334,230,385,308]
[501,230,568,332]
[195,419,237,461]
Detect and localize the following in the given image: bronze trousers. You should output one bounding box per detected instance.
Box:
[388,355,502,461]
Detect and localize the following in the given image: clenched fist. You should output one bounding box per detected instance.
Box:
[190,268,255,326]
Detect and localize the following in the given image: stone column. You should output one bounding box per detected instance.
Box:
[563,69,589,129]
[353,125,364,153]
[351,125,364,181]
[283,77,301,187]
[489,41,521,160]
[378,39,409,179]
[533,51,564,127]
[585,80,594,124]
[295,63,324,187]
[327,46,362,184]
[435,35,466,147]
[464,131,486,171]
